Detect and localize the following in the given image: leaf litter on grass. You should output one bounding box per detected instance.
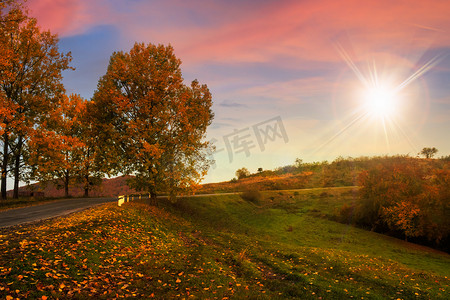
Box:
[0,199,449,299]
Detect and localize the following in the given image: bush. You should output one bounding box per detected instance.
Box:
[240,189,263,204]
[356,157,450,243]
[235,167,251,180]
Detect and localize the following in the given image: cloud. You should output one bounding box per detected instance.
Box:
[28,0,450,68]
[173,0,450,66]
[28,0,97,36]
[219,101,248,108]
[240,77,334,104]
[210,122,233,130]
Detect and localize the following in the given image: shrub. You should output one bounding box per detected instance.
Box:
[356,157,450,243]
[240,189,263,204]
[235,167,250,179]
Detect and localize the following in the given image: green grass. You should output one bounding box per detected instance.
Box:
[0,186,449,299]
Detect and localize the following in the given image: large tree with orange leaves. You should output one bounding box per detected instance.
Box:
[0,1,72,199]
[92,42,213,199]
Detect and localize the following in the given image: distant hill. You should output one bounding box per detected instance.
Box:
[12,176,137,198]
[198,172,315,194]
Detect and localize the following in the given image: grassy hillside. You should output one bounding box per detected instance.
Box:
[198,172,318,194]
[199,155,450,194]
[1,187,449,299]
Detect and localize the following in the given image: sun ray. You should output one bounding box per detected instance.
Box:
[371,59,379,87]
[389,118,419,153]
[395,54,445,92]
[315,112,369,153]
[334,43,370,88]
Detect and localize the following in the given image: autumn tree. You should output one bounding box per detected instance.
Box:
[27,95,85,197]
[294,158,303,172]
[77,100,116,197]
[419,147,438,159]
[0,1,72,199]
[235,167,250,180]
[92,42,213,200]
[27,95,111,198]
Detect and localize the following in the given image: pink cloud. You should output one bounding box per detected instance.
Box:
[27,0,450,67]
[27,0,113,36]
[176,0,450,64]
[27,0,84,35]
[240,77,333,104]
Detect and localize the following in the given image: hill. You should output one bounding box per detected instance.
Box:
[199,155,450,194]
[198,172,316,194]
[12,175,137,198]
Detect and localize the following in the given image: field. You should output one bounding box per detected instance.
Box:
[1,187,449,299]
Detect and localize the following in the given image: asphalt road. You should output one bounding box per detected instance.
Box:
[0,197,117,228]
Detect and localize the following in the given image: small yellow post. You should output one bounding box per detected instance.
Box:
[118,195,125,206]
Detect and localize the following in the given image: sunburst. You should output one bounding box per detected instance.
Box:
[313,45,444,156]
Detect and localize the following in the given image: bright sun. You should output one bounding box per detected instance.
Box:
[363,86,398,118]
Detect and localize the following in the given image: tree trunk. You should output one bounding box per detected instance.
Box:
[13,136,23,199]
[147,164,157,204]
[169,190,176,202]
[84,148,90,198]
[1,132,9,200]
[168,157,176,202]
[84,174,89,197]
[149,186,157,205]
[64,170,70,198]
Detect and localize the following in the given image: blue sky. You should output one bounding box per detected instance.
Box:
[27,0,450,183]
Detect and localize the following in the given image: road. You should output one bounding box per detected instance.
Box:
[0,197,117,228]
[0,193,225,228]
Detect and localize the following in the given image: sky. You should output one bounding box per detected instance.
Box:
[26,0,450,183]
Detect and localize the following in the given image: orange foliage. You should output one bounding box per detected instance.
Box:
[1,2,72,198]
[27,95,87,197]
[358,157,450,243]
[92,43,213,199]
